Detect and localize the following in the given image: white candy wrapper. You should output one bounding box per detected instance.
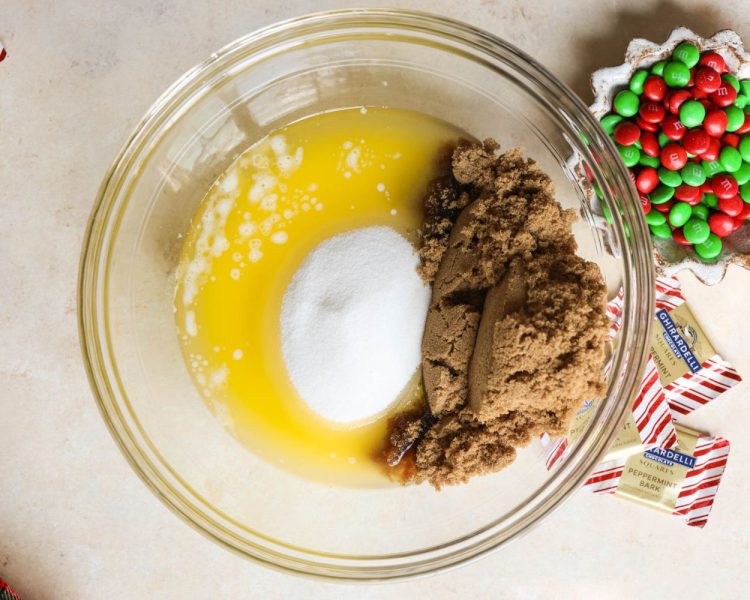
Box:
[651,277,741,416]
[583,424,730,528]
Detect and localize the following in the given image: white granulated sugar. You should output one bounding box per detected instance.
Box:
[280,226,430,423]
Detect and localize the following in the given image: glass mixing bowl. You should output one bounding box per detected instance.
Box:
[79,9,654,580]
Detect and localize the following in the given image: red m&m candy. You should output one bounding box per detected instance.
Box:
[737,202,750,221]
[708,212,735,237]
[722,133,740,148]
[699,51,727,73]
[736,113,750,135]
[672,227,693,246]
[694,67,722,93]
[643,75,668,101]
[636,167,659,194]
[682,129,710,154]
[674,183,702,204]
[718,194,743,216]
[665,89,692,114]
[639,101,666,123]
[702,136,722,161]
[614,121,641,145]
[661,114,686,140]
[661,143,688,170]
[712,174,739,199]
[672,227,692,245]
[691,87,708,100]
[636,116,659,132]
[654,199,675,213]
[710,81,737,107]
[704,109,728,137]
[640,131,660,157]
[640,194,652,214]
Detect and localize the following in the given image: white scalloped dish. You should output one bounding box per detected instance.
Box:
[590,27,750,285]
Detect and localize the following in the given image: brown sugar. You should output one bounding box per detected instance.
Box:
[468,254,610,423]
[389,140,609,488]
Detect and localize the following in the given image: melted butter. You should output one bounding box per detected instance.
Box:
[174,107,463,486]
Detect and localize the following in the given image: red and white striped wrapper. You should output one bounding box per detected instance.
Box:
[654,277,741,416]
[544,291,677,470]
[0,576,21,600]
[583,429,730,528]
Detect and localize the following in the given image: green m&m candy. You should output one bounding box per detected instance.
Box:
[601,113,623,135]
[669,202,692,227]
[722,73,740,92]
[695,233,723,260]
[740,181,750,203]
[651,60,667,76]
[681,162,706,186]
[692,204,709,220]
[645,210,666,226]
[650,222,673,239]
[720,146,742,172]
[673,42,700,68]
[725,105,745,132]
[630,69,648,95]
[658,132,671,147]
[683,218,711,244]
[734,161,750,185]
[735,95,748,109]
[640,154,661,168]
[650,184,675,204]
[738,137,750,162]
[741,80,750,97]
[614,90,640,117]
[703,160,724,177]
[658,166,682,187]
[618,144,640,167]
[664,61,691,87]
[703,193,719,208]
[679,100,706,127]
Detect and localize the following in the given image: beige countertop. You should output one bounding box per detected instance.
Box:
[2,1,749,598]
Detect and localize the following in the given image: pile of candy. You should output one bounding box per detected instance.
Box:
[600,41,750,260]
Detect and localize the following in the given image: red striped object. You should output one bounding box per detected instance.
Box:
[0,576,21,600]
[654,277,741,415]
[583,432,730,528]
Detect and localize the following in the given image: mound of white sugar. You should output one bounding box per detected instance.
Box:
[280,226,431,423]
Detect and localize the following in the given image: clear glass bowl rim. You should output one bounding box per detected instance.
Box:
[78,8,655,581]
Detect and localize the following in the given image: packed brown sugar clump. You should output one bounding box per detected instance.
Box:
[396,140,610,488]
